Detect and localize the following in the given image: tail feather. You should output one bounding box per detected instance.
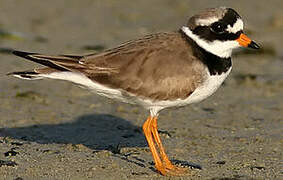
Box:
[12,51,69,71]
[13,51,83,61]
[7,70,43,80]
[8,50,86,80]
[9,50,113,81]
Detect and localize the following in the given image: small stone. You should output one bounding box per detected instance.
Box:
[14,178,23,180]
[0,160,17,167]
[11,142,23,146]
[4,150,19,157]
[216,160,226,165]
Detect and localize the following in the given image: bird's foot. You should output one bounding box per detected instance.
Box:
[156,162,192,176]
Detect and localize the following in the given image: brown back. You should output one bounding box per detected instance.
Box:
[80,32,207,101]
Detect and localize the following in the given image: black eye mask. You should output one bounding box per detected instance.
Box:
[192,8,242,42]
[210,22,226,34]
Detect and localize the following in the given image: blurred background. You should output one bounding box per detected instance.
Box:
[0,0,282,179]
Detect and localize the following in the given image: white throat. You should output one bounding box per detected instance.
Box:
[182,26,240,58]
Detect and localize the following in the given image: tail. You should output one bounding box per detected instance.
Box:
[7,70,42,80]
[7,50,84,80]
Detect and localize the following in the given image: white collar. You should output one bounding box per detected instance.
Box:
[181,26,240,58]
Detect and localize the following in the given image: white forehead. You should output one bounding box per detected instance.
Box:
[226,18,243,33]
[196,17,219,26]
[196,17,243,33]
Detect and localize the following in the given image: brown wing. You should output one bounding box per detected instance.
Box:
[80,32,206,101]
[11,32,206,101]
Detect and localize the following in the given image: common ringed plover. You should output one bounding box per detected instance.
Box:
[8,7,259,176]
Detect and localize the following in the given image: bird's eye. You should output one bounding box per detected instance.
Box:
[210,22,226,34]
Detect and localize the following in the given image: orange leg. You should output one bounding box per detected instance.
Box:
[142,116,189,176]
[151,116,188,176]
[142,116,164,174]
[151,116,172,164]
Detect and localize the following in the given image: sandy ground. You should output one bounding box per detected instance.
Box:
[0,0,282,179]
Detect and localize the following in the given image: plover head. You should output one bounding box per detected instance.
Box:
[182,7,259,58]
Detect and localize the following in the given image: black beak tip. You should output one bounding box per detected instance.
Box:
[248,41,260,49]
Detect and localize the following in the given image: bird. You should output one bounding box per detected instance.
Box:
[8,7,259,176]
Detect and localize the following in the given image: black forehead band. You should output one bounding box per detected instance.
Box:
[220,8,241,26]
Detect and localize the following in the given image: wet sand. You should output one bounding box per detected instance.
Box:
[0,0,282,179]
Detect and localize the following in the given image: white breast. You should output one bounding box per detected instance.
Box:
[184,67,231,104]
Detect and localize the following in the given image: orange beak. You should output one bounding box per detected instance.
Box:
[236,33,260,49]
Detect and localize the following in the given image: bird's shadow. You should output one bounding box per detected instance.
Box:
[0,114,146,151]
[0,113,200,170]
